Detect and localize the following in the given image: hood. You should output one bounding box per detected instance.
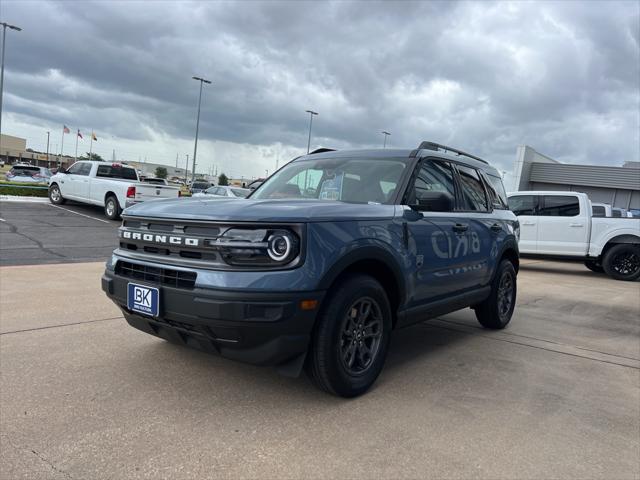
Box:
[123,197,396,222]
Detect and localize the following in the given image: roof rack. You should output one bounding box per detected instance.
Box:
[309,148,336,155]
[417,141,488,165]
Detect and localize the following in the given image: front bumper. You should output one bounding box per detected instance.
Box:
[102,270,324,367]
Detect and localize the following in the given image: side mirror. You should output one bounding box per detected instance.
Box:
[410,191,454,212]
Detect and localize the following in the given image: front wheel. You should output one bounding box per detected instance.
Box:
[48,184,66,205]
[306,274,392,397]
[603,244,640,281]
[474,259,517,329]
[104,195,121,220]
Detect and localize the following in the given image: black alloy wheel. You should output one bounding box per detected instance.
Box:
[339,297,384,376]
[603,244,640,281]
[474,259,517,329]
[306,274,392,397]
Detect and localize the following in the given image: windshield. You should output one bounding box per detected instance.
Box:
[252,157,407,204]
[192,182,210,189]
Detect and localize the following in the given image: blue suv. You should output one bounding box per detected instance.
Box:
[102,141,519,397]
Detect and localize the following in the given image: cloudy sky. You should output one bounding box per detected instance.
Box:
[1,0,638,185]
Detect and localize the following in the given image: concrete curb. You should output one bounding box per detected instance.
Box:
[0,195,49,203]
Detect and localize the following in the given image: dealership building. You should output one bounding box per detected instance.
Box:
[0,133,73,167]
[512,145,640,210]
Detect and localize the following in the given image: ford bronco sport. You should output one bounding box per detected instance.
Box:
[102,141,520,397]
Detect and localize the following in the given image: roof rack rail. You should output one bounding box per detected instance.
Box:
[417,141,488,165]
[309,148,336,154]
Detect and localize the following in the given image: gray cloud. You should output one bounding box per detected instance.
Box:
[1,0,638,177]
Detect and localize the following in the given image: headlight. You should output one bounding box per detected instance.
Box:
[213,228,300,267]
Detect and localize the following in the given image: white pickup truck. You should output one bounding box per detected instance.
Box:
[48,161,180,219]
[508,191,640,281]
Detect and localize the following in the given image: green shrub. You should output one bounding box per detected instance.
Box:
[0,181,49,197]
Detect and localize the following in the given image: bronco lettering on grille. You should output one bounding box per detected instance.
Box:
[121,230,200,247]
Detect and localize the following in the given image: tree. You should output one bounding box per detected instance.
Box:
[80,152,104,161]
[154,167,168,179]
[218,173,229,186]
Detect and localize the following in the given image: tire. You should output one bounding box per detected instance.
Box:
[306,274,392,397]
[474,259,517,329]
[48,183,66,205]
[104,195,121,220]
[602,244,640,281]
[584,259,604,273]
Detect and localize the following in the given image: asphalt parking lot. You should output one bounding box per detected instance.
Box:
[0,200,120,266]
[1,200,639,479]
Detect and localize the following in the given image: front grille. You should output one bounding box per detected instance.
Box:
[115,261,196,289]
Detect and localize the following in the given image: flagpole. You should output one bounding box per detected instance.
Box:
[89,130,93,159]
[74,130,79,161]
[60,127,65,156]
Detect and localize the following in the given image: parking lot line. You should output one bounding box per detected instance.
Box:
[0,217,5,222]
[47,204,111,224]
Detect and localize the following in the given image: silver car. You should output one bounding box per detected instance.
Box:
[5,165,52,184]
[193,186,250,198]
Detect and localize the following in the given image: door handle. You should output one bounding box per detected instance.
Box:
[490,223,502,232]
[522,221,536,226]
[452,223,468,233]
[569,223,584,227]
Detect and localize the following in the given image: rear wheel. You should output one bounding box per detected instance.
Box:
[306,274,391,397]
[603,244,640,281]
[474,259,517,329]
[48,183,66,205]
[104,195,121,220]
[584,259,604,273]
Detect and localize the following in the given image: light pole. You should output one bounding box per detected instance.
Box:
[191,76,211,183]
[382,131,391,148]
[305,110,318,153]
[46,131,50,163]
[0,22,22,161]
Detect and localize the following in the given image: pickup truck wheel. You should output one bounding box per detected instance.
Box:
[48,184,66,205]
[584,259,604,273]
[104,195,121,220]
[474,259,517,329]
[603,244,640,281]
[306,274,391,397]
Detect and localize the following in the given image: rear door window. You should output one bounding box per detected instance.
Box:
[539,195,580,217]
[96,164,138,180]
[456,165,489,212]
[484,173,508,209]
[508,195,538,215]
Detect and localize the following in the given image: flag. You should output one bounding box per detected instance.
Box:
[92,132,97,141]
[63,125,70,134]
[77,130,83,139]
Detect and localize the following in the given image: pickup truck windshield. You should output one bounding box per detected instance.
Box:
[252,158,407,204]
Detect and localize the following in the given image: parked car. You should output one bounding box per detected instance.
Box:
[190,181,211,195]
[508,191,640,280]
[48,161,181,219]
[247,178,264,191]
[193,186,250,198]
[102,141,519,397]
[6,165,52,184]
